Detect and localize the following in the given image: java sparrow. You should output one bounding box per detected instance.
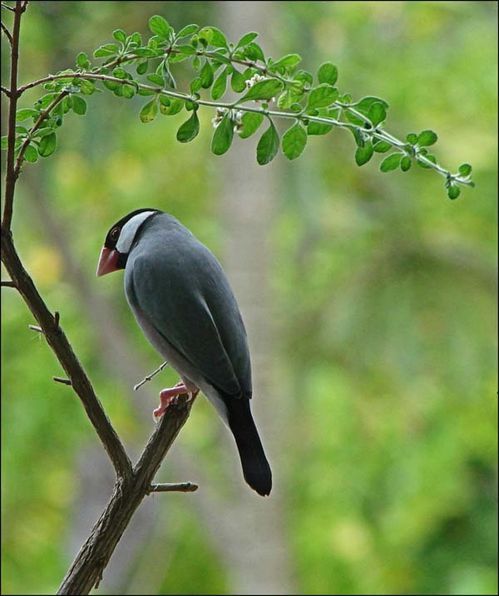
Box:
[97,208,272,496]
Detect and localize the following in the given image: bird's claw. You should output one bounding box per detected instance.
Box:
[152,384,198,423]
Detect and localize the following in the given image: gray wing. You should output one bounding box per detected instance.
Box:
[127,232,251,398]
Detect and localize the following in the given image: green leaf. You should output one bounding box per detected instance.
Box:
[190,77,202,94]
[307,121,333,136]
[400,156,412,171]
[231,69,246,93]
[373,140,391,153]
[406,133,418,144]
[35,93,56,109]
[38,132,57,157]
[130,32,142,45]
[200,61,214,88]
[113,29,126,43]
[346,96,388,125]
[176,110,200,142]
[356,96,388,114]
[159,97,183,115]
[282,122,307,160]
[177,24,199,38]
[239,112,264,139]
[122,84,135,99]
[148,15,172,39]
[79,79,95,95]
[244,42,265,62]
[169,44,197,63]
[271,53,302,73]
[295,70,313,85]
[103,78,120,91]
[236,32,258,48]
[112,67,128,79]
[211,113,234,155]
[33,127,55,138]
[76,52,90,69]
[24,143,38,163]
[307,84,338,109]
[355,141,374,166]
[257,121,279,165]
[458,163,472,176]
[241,79,284,102]
[16,108,39,122]
[147,73,165,86]
[367,102,386,126]
[417,129,438,146]
[71,95,87,115]
[94,44,119,58]
[133,47,158,58]
[136,60,148,75]
[317,62,338,86]
[211,67,228,100]
[380,152,402,172]
[447,184,461,200]
[198,26,228,48]
[139,98,158,123]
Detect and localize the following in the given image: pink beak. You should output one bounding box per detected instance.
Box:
[96,247,120,277]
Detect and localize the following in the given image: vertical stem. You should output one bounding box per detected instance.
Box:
[2,0,24,230]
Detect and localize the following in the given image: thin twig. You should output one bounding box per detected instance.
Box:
[1,20,13,43]
[13,91,68,177]
[1,2,15,11]
[148,482,198,493]
[53,376,72,386]
[28,324,43,333]
[134,361,168,391]
[0,85,11,97]
[1,280,16,287]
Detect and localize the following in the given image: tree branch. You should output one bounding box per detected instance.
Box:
[2,0,23,231]
[1,229,132,479]
[1,20,13,44]
[57,395,195,595]
[148,482,198,493]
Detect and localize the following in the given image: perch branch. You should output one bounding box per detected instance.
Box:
[57,396,195,595]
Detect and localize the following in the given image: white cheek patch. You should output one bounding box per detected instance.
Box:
[117,211,156,253]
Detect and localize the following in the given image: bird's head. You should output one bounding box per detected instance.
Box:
[96,208,160,276]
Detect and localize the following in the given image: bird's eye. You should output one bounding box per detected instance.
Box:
[110,227,120,241]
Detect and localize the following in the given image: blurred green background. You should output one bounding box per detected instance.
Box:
[1,2,497,594]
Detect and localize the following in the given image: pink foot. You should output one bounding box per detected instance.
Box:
[153,381,199,422]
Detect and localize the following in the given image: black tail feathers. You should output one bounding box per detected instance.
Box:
[227,398,272,496]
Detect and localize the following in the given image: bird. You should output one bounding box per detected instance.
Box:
[96,208,272,496]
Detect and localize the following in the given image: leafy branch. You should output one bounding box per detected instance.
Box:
[2,13,474,199]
